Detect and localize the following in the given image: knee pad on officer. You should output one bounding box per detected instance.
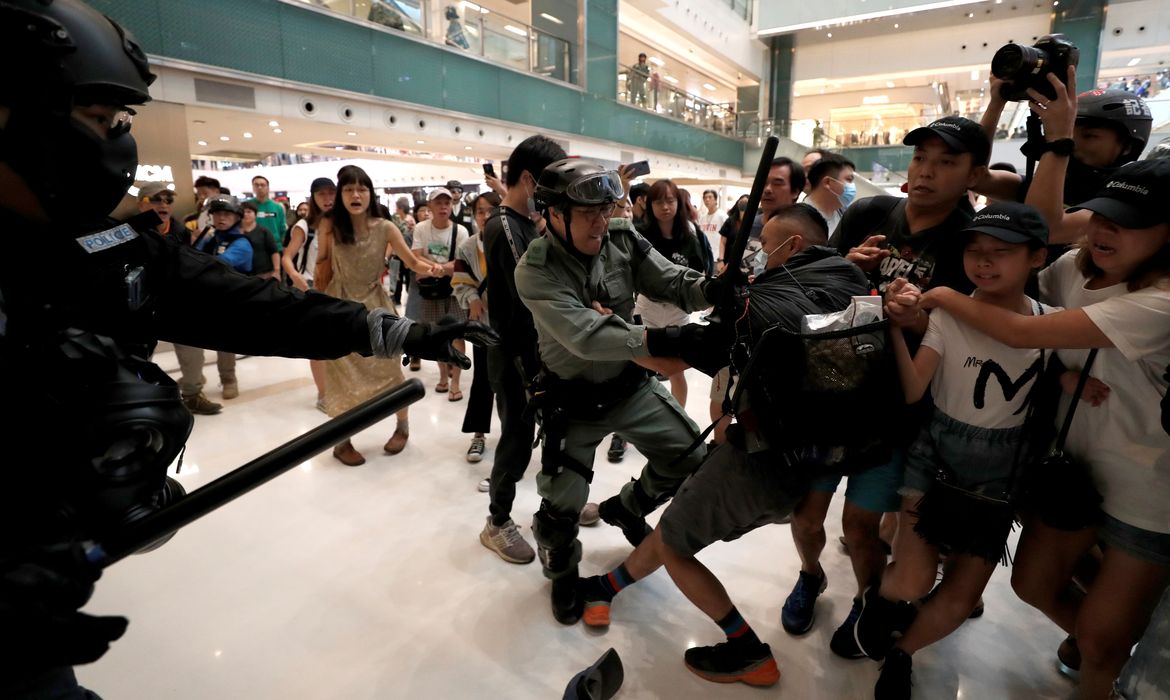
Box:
[532,504,580,550]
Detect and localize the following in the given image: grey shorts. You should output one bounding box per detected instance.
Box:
[901,410,1026,501]
[1099,513,1170,567]
[659,442,814,557]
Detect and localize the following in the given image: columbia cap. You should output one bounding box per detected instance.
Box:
[310,177,335,193]
[903,116,991,166]
[964,201,1049,246]
[563,648,623,700]
[1067,159,1170,228]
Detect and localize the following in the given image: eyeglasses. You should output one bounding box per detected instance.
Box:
[572,203,616,223]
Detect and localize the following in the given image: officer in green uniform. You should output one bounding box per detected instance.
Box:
[514,159,721,623]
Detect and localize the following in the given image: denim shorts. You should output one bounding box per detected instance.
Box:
[810,449,905,514]
[1099,512,1170,567]
[901,410,1027,501]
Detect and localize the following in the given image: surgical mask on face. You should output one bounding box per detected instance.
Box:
[751,236,797,275]
[524,177,537,213]
[838,182,857,208]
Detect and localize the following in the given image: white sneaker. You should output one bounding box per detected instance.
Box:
[479,517,535,564]
[466,436,486,463]
[478,478,491,493]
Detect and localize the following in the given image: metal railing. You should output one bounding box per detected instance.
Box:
[315,0,575,85]
[619,62,738,136]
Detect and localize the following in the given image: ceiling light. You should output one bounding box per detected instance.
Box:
[702,83,716,91]
[971,69,980,80]
[465,146,473,150]
[886,80,896,88]
[219,136,230,141]
[893,23,899,28]
[1128,57,1142,67]
[268,120,279,127]
[759,0,986,35]
[416,140,426,144]
[664,75,679,84]
[504,24,528,37]
[197,140,208,146]
[540,12,563,24]
[826,32,833,38]
[649,56,666,67]
[273,128,283,134]
[346,131,357,136]
[243,132,253,139]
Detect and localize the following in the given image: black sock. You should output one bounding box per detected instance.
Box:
[583,564,636,602]
[717,607,762,647]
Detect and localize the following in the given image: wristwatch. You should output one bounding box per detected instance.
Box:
[1042,138,1075,156]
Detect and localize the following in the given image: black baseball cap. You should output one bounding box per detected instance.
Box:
[903,116,991,166]
[964,201,1049,246]
[445,179,464,191]
[1067,159,1170,229]
[310,177,335,193]
[563,648,623,700]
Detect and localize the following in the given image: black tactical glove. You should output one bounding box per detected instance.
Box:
[401,317,499,371]
[0,548,129,672]
[645,322,734,376]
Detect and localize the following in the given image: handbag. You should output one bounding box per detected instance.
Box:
[913,302,1049,564]
[416,224,460,300]
[1025,349,1103,531]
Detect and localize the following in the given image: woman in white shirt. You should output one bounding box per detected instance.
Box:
[921,158,1170,700]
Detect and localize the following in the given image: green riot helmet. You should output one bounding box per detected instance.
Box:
[534,159,625,212]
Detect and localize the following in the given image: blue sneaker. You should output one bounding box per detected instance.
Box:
[781,568,827,635]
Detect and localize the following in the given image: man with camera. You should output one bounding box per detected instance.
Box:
[0,3,494,697]
[512,158,719,625]
[978,35,1152,243]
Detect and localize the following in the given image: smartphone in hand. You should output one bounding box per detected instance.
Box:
[626,160,650,178]
[483,162,496,178]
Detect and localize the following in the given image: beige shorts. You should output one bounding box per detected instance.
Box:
[709,366,734,401]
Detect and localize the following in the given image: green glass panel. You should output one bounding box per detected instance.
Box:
[442,55,502,115]
[370,32,445,107]
[281,5,375,95]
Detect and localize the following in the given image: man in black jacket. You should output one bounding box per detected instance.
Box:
[0,3,493,697]
[477,135,567,564]
[575,204,871,687]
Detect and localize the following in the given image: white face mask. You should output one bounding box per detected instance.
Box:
[751,235,797,275]
[523,175,536,214]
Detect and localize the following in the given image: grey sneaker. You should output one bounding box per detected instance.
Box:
[466,436,486,463]
[480,517,535,564]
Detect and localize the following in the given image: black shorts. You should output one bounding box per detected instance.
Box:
[659,442,815,557]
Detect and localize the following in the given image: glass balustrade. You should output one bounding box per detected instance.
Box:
[305,0,574,85]
[618,62,740,137]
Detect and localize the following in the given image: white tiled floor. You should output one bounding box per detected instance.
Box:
[79,352,1075,699]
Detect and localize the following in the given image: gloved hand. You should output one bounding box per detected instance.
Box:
[401,317,499,370]
[0,548,128,671]
[645,322,734,376]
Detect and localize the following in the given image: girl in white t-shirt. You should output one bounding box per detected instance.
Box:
[855,202,1054,698]
[281,177,335,410]
[919,159,1170,700]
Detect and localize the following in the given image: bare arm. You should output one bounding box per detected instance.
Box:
[1023,67,1084,244]
[314,220,333,291]
[268,253,281,280]
[921,286,1111,349]
[891,327,940,404]
[282,225,309,291]
[386,221,438,275]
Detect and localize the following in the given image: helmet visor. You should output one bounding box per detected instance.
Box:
[565,171,625,205]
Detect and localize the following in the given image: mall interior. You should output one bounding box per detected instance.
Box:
[58,0,1170,697]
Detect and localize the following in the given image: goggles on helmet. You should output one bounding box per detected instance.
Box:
[564,170,625,206]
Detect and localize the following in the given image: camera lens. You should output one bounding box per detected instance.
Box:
[991,43,1044,80]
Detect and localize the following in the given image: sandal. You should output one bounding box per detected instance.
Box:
[448,389,463,402]
[384,431,409,455]
[332,441,366,467]
[434,383,449,393]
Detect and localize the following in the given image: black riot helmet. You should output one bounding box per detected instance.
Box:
[534,159,625,212]
[1076,89,1153,165]
[0,0,156,228]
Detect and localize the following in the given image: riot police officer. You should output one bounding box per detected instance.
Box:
[514,159,721,623]
[0,2,493,697]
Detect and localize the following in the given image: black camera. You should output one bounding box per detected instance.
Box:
[991,34,1079,102]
